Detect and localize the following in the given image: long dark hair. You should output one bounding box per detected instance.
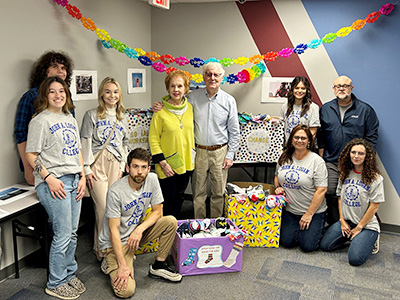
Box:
[338,138,380,186]
[278,124,315,165]
[286,76,313,118]
[33,77,74,117]
[29,51,74,88]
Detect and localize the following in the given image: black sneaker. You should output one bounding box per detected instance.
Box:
[148,262,182,283]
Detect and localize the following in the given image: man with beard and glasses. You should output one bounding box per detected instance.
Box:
[317,75,379,227]
[98,148,182,298]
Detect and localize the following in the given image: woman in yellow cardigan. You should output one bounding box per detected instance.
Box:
[149,70,195,218]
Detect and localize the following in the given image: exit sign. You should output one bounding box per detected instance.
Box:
[149,0,170,10]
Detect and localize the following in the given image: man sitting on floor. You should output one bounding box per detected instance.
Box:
[98,148,182,298]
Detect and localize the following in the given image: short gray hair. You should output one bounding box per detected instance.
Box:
[203,62,225,77]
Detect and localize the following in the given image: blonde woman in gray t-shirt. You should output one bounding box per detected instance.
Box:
[80,77,129,261]
[26,76,86,299]
[275,124,328,252]
[320,138,384,266]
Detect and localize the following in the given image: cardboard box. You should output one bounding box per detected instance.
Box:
[171,219,243,276]
[225,182,282,248]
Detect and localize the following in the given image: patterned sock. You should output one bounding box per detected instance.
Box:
[204,253,213,264]
[182,248,197,266]
[223,242,243,268]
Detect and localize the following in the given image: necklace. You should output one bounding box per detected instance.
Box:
[174,113,184,129]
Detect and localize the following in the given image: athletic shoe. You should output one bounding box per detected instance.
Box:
[148,262,182,283]
[372,234,380,254]
[68,277,86,294]
[45,283,80,300]
[101,258,110,275]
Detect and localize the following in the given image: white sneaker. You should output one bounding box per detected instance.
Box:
[372,234,380,254]
[148,262,182,282]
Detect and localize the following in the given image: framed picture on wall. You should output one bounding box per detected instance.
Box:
[70,70,98,101]
[127,68,146,94]
[261,76,294,103]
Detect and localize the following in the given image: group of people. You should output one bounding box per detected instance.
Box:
[14,52,240,299]
[276,75,382,266]
[14,50,383,298]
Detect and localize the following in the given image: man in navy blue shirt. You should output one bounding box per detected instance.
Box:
[318,75,379,226]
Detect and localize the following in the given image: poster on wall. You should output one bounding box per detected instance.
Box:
[127,68,146,94]
[70,70,98,101]
[261,76,294,103]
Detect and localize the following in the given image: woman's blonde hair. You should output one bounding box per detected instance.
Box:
[97,77,126,120]
[33,76,74,117]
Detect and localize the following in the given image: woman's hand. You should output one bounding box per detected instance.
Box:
[46,176,66,199]
[299,212,313,230]
[76,176,86,201]
[349,225,362,240]
[339,219,351,238]
[274,187,285,196]
[161,163,174,177]
[85,173,98,190]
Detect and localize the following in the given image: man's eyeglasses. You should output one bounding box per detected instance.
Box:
[333,84,352,89]
[205,72,222,78]
[293,136,308,141]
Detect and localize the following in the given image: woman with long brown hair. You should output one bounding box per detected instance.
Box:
[320,138,384,266]
[26,76,86,299]
[280,76,320,144]
[274,124,327,252]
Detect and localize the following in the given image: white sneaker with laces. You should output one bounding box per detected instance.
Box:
[148,262,182,282]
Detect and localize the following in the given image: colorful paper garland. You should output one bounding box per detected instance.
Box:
[51,0,396,85]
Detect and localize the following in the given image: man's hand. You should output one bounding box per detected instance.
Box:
[113,265,133,292]
[126,229,142,251]
[152,101,163,112]
[222,158,233,169]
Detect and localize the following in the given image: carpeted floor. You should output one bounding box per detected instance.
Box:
[1,199,400,300]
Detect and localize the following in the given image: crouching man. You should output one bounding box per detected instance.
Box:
[98,148,182,298]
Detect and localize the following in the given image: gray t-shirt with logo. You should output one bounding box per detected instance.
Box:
[276,151,328,215]
[26,110,82,188]
[337,171,384,233]
[280,102,320,143]
[80,108,129,161]
[98,173,163,250]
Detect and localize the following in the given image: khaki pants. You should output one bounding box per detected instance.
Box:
[90,150,121,260]
[102,216,177,298]
[192,145,228,219]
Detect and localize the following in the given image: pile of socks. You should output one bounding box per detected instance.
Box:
[177,217,245,240]
[226,183,289,209]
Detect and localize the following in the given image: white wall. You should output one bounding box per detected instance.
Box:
[0,0,152,271]
[151,2,282,117]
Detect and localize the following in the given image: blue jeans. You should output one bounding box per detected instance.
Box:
[320,220,378,266]
[36,174,82,289]
[280,210,326,252]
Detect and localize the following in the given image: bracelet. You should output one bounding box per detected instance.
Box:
[44,173,52,181]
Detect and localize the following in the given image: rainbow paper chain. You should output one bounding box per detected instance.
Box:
[52,0,395,85]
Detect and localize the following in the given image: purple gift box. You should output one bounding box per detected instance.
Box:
[171,219,243,276]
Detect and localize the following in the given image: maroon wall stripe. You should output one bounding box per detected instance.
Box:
[237,0,322,106]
